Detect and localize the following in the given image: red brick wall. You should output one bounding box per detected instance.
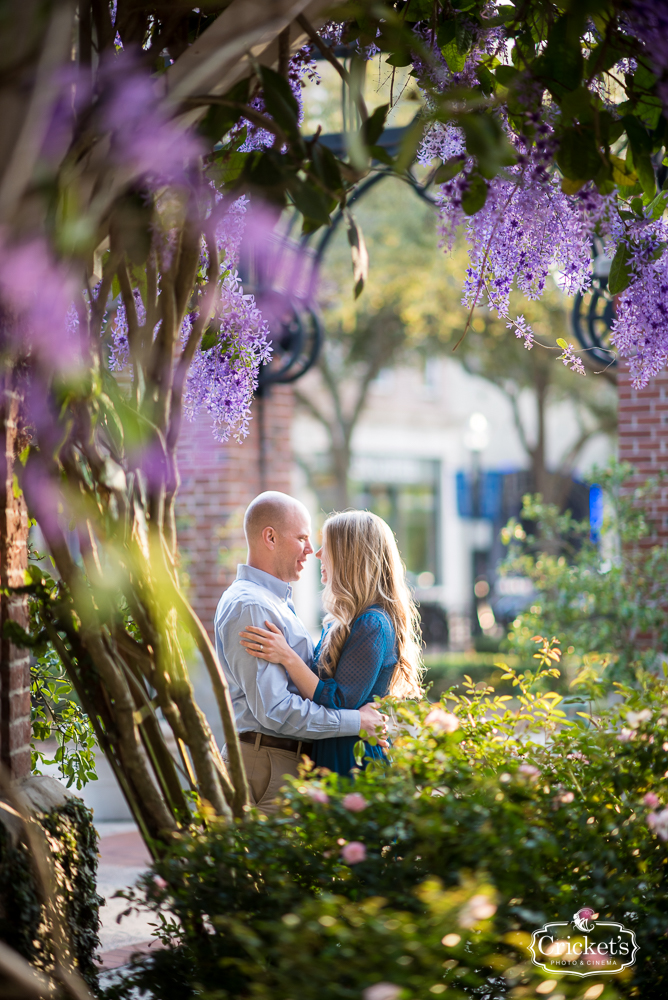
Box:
[0,385,30,779]
[175,386,294,639]
[618,362,668,541]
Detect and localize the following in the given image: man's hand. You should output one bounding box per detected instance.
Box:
[359,703,389,748]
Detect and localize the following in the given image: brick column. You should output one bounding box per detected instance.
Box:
[176,385,294,639]
[618,362,668,542]
[0,382,30,779]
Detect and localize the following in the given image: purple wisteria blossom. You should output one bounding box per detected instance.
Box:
[0,237,80,369]
[183,274,271,442]
[412,12,506,94]
[99,53,203,183]
[107,195,273,442]
[108,288,146,372]
[436,114,610,361]
[609,217,668,388]
[416,122,466,168]
[237,46,316,151]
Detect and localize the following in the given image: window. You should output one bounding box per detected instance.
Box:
[349,456,440,585]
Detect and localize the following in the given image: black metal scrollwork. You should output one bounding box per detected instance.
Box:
[571,239,617,370]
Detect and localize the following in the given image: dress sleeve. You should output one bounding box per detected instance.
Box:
[219,602,361,738]
[313,611,393,710]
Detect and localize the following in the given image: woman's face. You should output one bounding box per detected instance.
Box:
[315,537,331,585]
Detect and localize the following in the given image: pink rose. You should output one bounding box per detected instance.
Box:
[425,707,460,734]
[552,791,575,809]
[341,841,366,864]
[363,984,401,1000]
[647,808,668,840]
[458,894,497,928]
[342,793,367,812]
[644,792,661,808]
[518,764,540,780]
[307,788,330,805]
[153,876,167,889]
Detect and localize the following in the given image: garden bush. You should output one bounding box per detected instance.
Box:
[106,639,668,1000]
[501,463,668,679]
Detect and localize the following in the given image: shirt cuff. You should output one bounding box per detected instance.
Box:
[338,708,361,737]
[313,679,325,704]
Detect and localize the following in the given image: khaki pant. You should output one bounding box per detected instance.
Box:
[223,740,302,815]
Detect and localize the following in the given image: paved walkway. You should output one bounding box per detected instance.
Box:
[95,822,164,971]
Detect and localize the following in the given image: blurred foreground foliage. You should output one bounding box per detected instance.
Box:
[105,642,668,1000]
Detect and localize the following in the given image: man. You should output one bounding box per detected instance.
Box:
[215,490,387,813]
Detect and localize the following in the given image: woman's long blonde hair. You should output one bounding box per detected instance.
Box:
[318,510,424,699]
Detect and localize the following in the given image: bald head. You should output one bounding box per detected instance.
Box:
[243,492,313,582]
[244,491,308,543]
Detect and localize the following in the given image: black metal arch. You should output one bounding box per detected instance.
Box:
[571,239,617,369]
[254,125,438,394]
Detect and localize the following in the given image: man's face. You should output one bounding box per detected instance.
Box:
[274,509,313,582]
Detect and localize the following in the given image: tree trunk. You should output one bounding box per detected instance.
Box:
[532,375,549,501]
[331,439,351,510]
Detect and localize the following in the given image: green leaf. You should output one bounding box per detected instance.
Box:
[310,144,342,197]
[257,65,301,142]
[623,114,652,154]
[559,86,594,125]
[385,50,412,67]
[98,393,124,453]
[475,64,496,97]
[460,113,516,178]
[198,79,250,144]
[394,116,426,174]
[245,151,285,193]
[362,103,390,147]
[635,151,656,198]
[556,338,568,350]
[495,65,519,87]
[608,242,632,296]
[369,144,394,166]
[560,176,587,195]
[287,176,331,227]
[441,37,467,73]
[533,14,584,96]
[200,329,220,352]
[209,150,250,188]
[434,156,466,183]
[556,128,601,182]
[609,154,637,188]
[461,174,488,215]
[346,212,369,299]
[436,21,456,48]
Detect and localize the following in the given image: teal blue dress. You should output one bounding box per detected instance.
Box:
[310,605,397,775]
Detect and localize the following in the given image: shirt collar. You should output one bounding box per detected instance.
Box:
[237,564,293,602]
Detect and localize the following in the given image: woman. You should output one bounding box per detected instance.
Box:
[239,510,423,775]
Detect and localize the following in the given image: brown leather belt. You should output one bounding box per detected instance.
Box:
[239,730,313,756]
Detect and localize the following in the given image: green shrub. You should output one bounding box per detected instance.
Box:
[501,462,668,678]
[107,640,668,1000]
[0,796,101,988]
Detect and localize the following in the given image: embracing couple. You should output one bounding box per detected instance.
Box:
[214,490,423,814]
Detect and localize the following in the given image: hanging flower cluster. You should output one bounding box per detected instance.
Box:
[107,195,272,442]
[411,7,668,384]
[434,116,609,371]
[609,217,668,388]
